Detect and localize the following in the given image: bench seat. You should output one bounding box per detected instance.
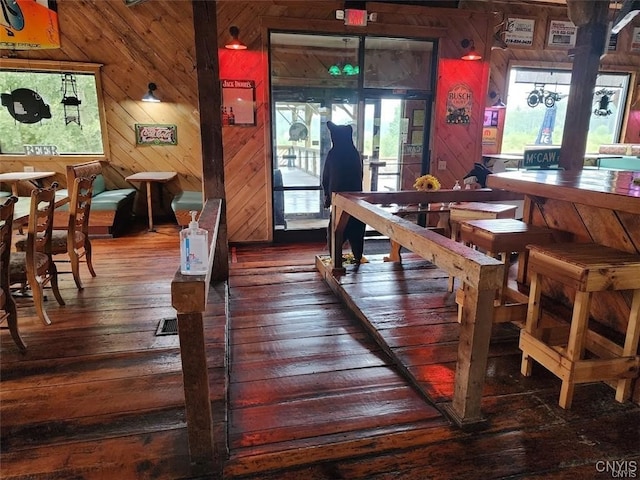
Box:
[171,190,203,227]
[53,163,136,237]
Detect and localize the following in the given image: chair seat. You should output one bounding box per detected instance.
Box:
[50,230,84,253]
[528,242,640,292]
[9,251,48,281]
[460,219,556,257]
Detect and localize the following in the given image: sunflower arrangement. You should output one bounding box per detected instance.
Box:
[413,174,441,191]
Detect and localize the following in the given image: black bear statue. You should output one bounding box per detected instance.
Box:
[321,121,366,262]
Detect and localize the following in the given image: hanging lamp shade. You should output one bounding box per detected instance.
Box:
[461,39,482,61]
[328,64,341,76]
[225,26,247,50]
[142,82,160,103]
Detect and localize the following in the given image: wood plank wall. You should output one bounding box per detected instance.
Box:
[1,1,638,243]
[0,0,202,213]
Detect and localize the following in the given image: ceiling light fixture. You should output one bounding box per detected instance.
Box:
[461,39,482,61]
[328,38,359,76]
[225,26,247,50]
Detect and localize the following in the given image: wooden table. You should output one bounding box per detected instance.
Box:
[125,172,177,232]
[12,194,69,228]
[0,171,56,196]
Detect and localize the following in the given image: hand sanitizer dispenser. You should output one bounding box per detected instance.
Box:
[450,180,461,207]
[180,211,209,275]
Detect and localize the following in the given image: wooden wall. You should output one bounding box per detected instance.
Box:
[1,1,638,243]
[0,0,202,215]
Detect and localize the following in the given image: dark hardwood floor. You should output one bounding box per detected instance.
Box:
[1,223,638,479]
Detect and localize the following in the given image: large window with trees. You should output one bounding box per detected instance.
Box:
[0,59,108,156]
[501,66,630,154]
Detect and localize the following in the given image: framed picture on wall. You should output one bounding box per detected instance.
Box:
[503,16,536,48]
[546,19,577,49]
[221,79,256,126]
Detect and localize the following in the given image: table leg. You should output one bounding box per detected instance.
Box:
[145,181,154,232]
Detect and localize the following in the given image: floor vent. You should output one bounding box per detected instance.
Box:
[156,317,178,336]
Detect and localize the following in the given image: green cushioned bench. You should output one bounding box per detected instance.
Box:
[171,190,203,227]
[53,162,136,237]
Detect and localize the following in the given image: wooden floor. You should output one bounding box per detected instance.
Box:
[1,222,639,479]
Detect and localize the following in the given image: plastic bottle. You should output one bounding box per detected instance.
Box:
[180,211,209,275]
[450,180,461,207]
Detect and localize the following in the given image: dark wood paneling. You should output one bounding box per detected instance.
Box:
[2,1,637,243]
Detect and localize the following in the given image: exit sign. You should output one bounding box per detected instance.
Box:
[345,9,367,26]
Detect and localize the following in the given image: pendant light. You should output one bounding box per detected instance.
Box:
[461,39,482,61]
[225,26,247,50]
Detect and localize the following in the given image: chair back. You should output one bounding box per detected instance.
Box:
[66,161,102,199]
[68,176,95,242]
[1,196,18,318]
[26,183,58,265]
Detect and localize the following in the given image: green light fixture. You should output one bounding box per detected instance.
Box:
[328,38,359,76]
[328,64,341,76]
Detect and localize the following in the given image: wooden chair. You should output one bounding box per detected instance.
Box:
[17,176,96,289]
[447,202,518,292]
[9,183,65,326]
[455,218,557,324]
[1,196,26,351]
[521,242,640,409]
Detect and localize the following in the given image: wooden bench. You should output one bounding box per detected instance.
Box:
[54,161,136,237]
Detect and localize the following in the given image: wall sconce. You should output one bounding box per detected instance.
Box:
[142,82,160,103]
[225,26,247,50]
[489,91,506,108]
[461,39,482,61]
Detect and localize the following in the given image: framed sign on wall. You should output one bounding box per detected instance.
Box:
[135,124,178,145]
[546,19,577,49]
[221,79,256,126]
[504,16,536,48]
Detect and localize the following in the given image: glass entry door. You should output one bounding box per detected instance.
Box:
[270,32,435,239]
[362,97,429,193]
[272,89,359,235]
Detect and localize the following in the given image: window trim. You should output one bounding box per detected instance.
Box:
[0,58,110,162]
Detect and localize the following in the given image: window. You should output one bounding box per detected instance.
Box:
[0,59,108,156]
[501,66,629,153]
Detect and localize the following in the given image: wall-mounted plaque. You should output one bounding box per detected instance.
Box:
[135,124,178,145]
[446,83,472,124]
[632,27,640,54]
[546,19,577,49]
[221,79,256,126]
[504,17,536,48]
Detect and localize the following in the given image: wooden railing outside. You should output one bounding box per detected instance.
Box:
[170,198,228,474]
[330,188,524,427]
